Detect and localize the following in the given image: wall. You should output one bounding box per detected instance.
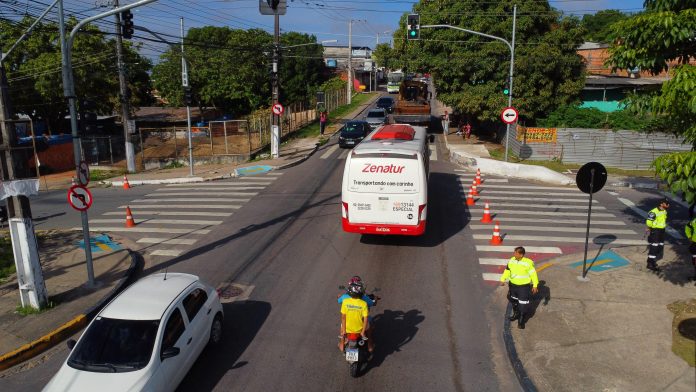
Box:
[508,127,692,170]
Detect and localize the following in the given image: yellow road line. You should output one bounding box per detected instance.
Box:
[536,263,555,273]
[574,258,613,269]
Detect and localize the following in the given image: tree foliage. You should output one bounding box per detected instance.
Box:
[538,105,652,130]
[372,43,397,70]
[580,10,628,43]
[151,27,327,116]
[654,152,696,205]
[389,0,586,124]
[0,17,152,132]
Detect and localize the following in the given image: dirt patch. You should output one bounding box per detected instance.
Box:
[667,298,696,367]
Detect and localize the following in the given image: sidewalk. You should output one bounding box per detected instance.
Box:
[504,245,696,391]
[0,93,379,372]
[0,231,139,371]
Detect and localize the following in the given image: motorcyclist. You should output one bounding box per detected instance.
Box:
[338,279,373,353]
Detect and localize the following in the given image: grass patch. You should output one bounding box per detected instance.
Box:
[668,299,696,367]
[16,300,57,315]
[487,146,656,177]
[90,169,126,182]
[163,160,186,169]
[0,236,15,282]
[294,92,375,139]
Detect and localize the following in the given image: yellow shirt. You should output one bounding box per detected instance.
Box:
[340,297,368,334]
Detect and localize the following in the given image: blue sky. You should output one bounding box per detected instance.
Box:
[7,0,647,61]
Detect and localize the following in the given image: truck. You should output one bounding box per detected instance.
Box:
[393,79,431,125]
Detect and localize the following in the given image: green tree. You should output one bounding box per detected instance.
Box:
[580,10,628,43]
[391,0,586,124]
[372,43,396,70]
[607,0,696,206]
[0,17,152,132]
[279,32,327,105]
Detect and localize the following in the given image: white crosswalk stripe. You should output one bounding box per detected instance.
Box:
[464,194,596,203]
[468,224,636,235]
[148,192,258,197]
[151,249,185,257]
[132,198,251,203]
[104,211,233,217]
[91,218,223,225]
[467,216,626,225]
[468,208,615,217]
[166,182,273,187]
[138,238,198,245]
[157,186,265,191]
[472,234,644,245]
[474,184,578,191]
[458,178,509,183]
[476,245,563,253]
[338,149,349,160]
[481,202,605,210]
[74,227,211,234]
[320,144,339,159]
[429,144,437,161]
[120,204,242,209]
[471,190,585,196]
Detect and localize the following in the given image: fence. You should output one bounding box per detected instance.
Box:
[506,126,692,169]
[80,136,125,165]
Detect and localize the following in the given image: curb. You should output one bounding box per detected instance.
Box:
[0,250,143,371]
[272,144,320,170]
[503,302,538,392]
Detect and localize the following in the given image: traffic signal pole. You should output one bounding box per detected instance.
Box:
[113,0,136,173]
[180,17,194,175]
[272,12,280,158]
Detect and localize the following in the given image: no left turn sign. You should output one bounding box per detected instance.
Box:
[501,107,519,124]
[272,103,284,115]
[68,185,93,211]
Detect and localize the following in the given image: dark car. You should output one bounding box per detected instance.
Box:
[376,97,395,113]
[338,120,371,148]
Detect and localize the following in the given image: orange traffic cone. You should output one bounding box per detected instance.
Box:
[466,190,475,206]
[475,170,482,185]
[125,206,136,228]
[490,221,503,245]
[480,202,493,223]
[123,174,131,190]
[471,183,479,196]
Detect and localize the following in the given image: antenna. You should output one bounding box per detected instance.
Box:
[163,267,168,280]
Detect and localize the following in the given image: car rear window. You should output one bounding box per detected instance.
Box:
[367,111,385,118]
[342,123,366,136]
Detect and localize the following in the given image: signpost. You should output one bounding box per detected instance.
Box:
[68,185,93,212]
[272,103,284,116]
[501,107,518,124]
[77,160,90,186]
[576,162,608,280]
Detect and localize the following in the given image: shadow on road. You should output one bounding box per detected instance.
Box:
[362,308,424,375]
[177,300,271,391]
[526,280,551,321]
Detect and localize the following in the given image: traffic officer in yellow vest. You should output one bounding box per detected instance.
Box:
[500,247,538,329]
[645,198,670,272]
[685,216,696,280]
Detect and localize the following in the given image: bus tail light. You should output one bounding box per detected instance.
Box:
[342,202,349,219]
[418,204,426,222]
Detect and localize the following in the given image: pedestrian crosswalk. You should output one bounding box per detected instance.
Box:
[317,141,440,161]
[75,172,283,258]
[456,169,642,284]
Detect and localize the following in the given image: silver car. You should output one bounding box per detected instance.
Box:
[365,108,388,129]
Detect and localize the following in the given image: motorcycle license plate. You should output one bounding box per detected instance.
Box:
[345,348,359,362]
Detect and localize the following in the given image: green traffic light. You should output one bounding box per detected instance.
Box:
[410,30,416,37]
[503,89,510,95]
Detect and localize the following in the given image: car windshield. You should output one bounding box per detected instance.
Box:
[343,123,366,136]
[68,317,160,373]
[367,111,385,118]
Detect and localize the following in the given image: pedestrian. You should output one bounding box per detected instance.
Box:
[464,122,472,139]
[441,110,449,134]
[500,246,539,329]
[685,216,696,280]
[645,198,670,272]
[319,110,328,136]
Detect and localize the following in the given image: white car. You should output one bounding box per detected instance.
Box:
[44,273,224,392]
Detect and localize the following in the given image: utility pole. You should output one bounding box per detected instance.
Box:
[271,12,280,158]
[180,17,193,175]
[114,0,135,173]
[347,20,352,104]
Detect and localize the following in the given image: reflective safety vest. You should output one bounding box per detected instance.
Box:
[501,257,539,288]
[646,207,667,229]
[686,218,696,242]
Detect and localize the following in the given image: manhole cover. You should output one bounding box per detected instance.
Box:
[216,282,255,303]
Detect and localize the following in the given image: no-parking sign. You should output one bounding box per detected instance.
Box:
[272,103,284,115]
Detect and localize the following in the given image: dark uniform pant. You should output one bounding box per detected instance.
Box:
[647,229,665,268]
[690,242,696,275]
[507,283,532,320]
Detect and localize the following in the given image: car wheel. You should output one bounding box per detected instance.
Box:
[208,314,223,346]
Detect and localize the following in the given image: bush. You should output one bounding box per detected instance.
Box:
[537,105,652,130]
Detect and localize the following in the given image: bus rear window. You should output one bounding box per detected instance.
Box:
[347,157,420,194]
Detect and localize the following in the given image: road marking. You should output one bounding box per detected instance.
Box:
[468,224,636,235]
[608,191,619,196]
[73,227,211,234]
[467,216,625,225]
[472,234,645,245]
[264,172,283,176]
[617,198,684,239]
[166,182,273,187]
[479,258,509,265]
[476,245,563,253]
[482,273,503,281]
[479,184,579,191]
[150,249,184,257]
[429,144,438,161]
[320,144,339,159]
[157,186,265,191]
[338,149,349,160]
[468,190,584,197]
[132,198,251,203]
[536,263,555,273]
[463,194,596,203]
[91,218,223,225]
[104,211,233,217]
[119,204,242,210]
[467,208,615,217]
[138,238,198,245]
[475,202,605,210]
[573,258,615,269]
[147,192,258,197]
[458,178,509,183]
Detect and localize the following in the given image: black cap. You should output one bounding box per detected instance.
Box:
[659,198,670,205]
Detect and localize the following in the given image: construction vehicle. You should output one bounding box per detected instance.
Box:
[393,79,431,125]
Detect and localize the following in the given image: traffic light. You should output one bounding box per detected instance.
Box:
[79,100,98,135]
[503,79,510,96]
[407,14,420,40]
[121,10,134,39]
[183,87,193,106]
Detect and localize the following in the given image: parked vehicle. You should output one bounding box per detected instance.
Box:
[375,96,395,113]
[43,273,224,392]
[365,108,388,129]
[394,80,431,125]
[338,120,372,148]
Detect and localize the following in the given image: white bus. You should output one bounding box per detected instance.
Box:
[386,70,404,94]
[341,124,433,236]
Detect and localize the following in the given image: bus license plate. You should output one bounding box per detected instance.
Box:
[345,348,359,362]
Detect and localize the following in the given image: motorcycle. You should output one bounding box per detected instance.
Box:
[338,286,380,378]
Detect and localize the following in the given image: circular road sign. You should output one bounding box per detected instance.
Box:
[272,103,284,116]
[68,185,93,211]
[78,160,90,186]
[501,107,518,124]
[576,162,607,194]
